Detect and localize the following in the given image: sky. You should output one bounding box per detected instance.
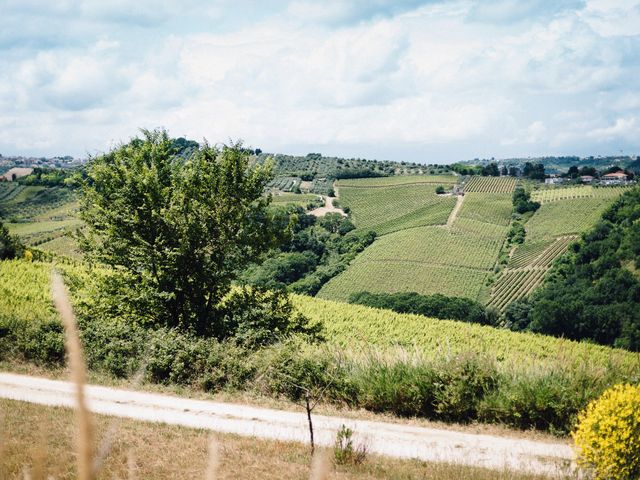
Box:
[1,0,640,163]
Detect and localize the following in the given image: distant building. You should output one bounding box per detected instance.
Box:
[601,172,628,185]
[544,175,565,185]
[580,175,595,184]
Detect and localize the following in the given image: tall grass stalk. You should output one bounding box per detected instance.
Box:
[204,435,220,480]
[51,270,94,480]
[308,450,330,480]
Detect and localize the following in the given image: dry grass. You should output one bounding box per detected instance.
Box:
[1,399,569,480]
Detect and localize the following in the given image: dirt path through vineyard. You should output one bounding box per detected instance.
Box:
[447,194,464,227]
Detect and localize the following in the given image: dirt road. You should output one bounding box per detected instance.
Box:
[309,196,347,217]
[447,194,464,227]
[0,372,573,476]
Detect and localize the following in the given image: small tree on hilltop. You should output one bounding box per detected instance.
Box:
[78,129,313,341]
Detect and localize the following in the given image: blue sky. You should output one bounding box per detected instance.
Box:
[1,0,639,163]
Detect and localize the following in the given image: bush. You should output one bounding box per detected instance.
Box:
[572,384,640,480]
[334,425,367,465]
[348,291,496,325]
[435,185,446,194]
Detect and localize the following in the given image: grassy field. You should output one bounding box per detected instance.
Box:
[4,259,638,374]
[0,399,561,480]
[270,193,319,207]
[336,181,457,235]
[457,193,513,226]
[0,185,81,257]
[525,198,616,241]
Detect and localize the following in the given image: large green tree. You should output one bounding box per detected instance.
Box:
[78,130,297,338]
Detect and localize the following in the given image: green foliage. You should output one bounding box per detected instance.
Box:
[241,205,375,295]
[481,162,500,177]
[507,221,526,244]
[523,187,640,350]
[18,167,78,187]
[512,186,540,214]
[435,185,446,194]
[78,129,297,337]
[3,260,639,434]
[334,425,367,465]
[317,212,354,235]
[348,291,497,325]
[0,221,23,259]
[523,162,545,180]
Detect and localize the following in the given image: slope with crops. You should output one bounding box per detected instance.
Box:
[487,186,630,312]
[0,182,80,258]
[2,259,639,435]
[335,175,458,236]
[320,177,514,303]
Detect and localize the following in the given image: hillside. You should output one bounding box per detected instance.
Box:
[510,186,640,350]
[1,259,638,435]
[0,182,80,258]
[319,177,631,311]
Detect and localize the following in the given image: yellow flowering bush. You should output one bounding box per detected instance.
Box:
[573,384,640,480]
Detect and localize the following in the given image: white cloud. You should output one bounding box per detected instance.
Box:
[1,0,640,160]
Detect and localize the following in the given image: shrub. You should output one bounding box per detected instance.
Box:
[572,384,640,480]
[334,425,367,465]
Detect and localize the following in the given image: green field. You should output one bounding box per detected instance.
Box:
[320,188,511,303]
[457,192,512,226]
[269,193,319,207]
[293,292,639,370]
[531,185,631,204]
[3,259,638,373]
[525,197,616,240]
[0,185,80,257]
[486,189,628,311]
[463,176,517,194]
[337,182,457,235]
[337,174,458,187]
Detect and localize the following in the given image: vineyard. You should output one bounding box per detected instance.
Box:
[0,183,26,202]
[293,292,640,370]
[0,186,75,221]
[337,182,456,235]
[525,197,617,240]
[1,185,81,256]
[531,185,631,204]
[457,192,513,226]
[486,188,628,311]
[463,176,517,194]
[320,185,515,303]
[317,260,489,302]
[337,174,458,187]
[487,268,547,311]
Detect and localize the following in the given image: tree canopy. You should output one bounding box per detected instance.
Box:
[78,129,310,340]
